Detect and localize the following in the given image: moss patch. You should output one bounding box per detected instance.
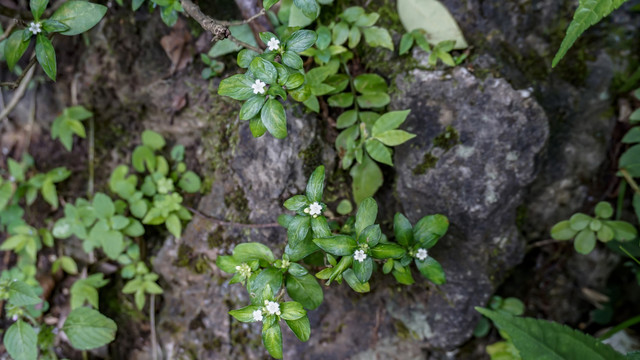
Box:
[433,126,460,151]
[412,153,438,175]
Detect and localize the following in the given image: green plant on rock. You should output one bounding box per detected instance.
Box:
[3,0,107,81]
[216,165,449,358]
[550,201,637,255]
[117,0,184,27]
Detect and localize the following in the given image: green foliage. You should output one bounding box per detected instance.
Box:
[51,106,93,151]
[551,201,637,254]
[397,0,468,50]
[217,165,449,357]
[3,0,106,80]
[62,307,117,350]
[552,0,629,67]
[477,307,626,360]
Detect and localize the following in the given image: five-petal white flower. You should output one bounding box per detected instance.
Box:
[267,37,281,51]
[28,22,42,35]
[235,263,252,278]
[308,202,323,216]
[252,309,263,322]
[252,79,266,94]
[416,248,428,261]
[354,249,367,263]
[265,301,281,316]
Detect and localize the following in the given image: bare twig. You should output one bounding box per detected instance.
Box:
[186,206,280,229]
[1,56,37,89]
[179,0,263,53]
[225,9,267,27]
[0,22,17,42]
[0,63,35,120]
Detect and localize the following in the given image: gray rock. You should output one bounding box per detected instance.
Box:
[392,67,549,348]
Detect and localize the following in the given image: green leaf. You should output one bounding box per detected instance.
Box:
[594,202,614,219]
[285,273,323,310]
[550,220,577,240]
[132,0,144,10]
[620,144,640,177]
[361,26,394,50]
[262,321,283,359]
[365,139,393,166]
[250,117,268,138]
[570,213,593,230]
[263,0,279,10]
[5,30,30,71]
[332,21,349,46]
[341,6,365,23]
[631,109,640,124]
[284,195,309,212]
[575,229,597,254]
[250,57,277,84]
[622,127,640,144]
[350,155,383,204]
[343,268,370,293]
[209,24,258,58]
[280,301,306,320]
[371,243,406,259]
[261,98,288,139]
[355,197,378,236]
[353,256,373,283]
[354,74,388,94]
[606,220,637,241]
[141,130,165,150]
[292,0,319,21]
[413,214,449,248]
[101,230,124,259]
[4,320,38,360]
[132,145,156,172]
[551,0,628,67]
[237,49,259,68]
[374,130,416,146]
[233,242,275,263]
[327,93,354,108]
[399,32,414,55]
[31,0,49,20]
[415,257,446,284]
[8,280,41,306]
[178,171,201,193]
[336,199,353,215]
[348,26,362,48]
[287,215,310,248]
[394,213,413,247]
[41,178,58,209]
[285,316,311,342]
[35,34,56,81]
[229,305,261,322]
[357,92,390,108]
[93,193,115,219]
[397,0,468,50]
[476,307,626,360]
[311,216,331,237]
[306,165,325,202]
[63,307,117,350]
[313,235,357,256]
[501,297,525,316]
[337,110,358,129]
[218,74,256,100]
[166,213,181,239]
[50,1,107,36]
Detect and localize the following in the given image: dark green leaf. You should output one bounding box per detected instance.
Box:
[291,1,319,23]
[365,139,393,166]
[285,316,311,342]
[355,197,378,236]
[354,74,387,94]
[362,26,394,50]
[313,235,357,256]
[413,214,449,248]
[218,74,256,100]
[287,215,311,248]
[63,307,117,350]
[250,57,277,84]
[284,195,309,212]
[371,243,406,259]
[342,268,370,293]
[415,257,446,284]
[261,99,288,139]
[280,301,306,320]
[327,93,354,108]
[233,242,275,263]
[394,213,413,247]
[178,171,201,193]
[399,32,414,55]
[5,30,30,71]
[41,19,69,33]
[229,305,260,322]
[353,256,373,283]
[237,49,259,68]
[8,280,41,306]
[306,165,325,202]
[332,21,349,45]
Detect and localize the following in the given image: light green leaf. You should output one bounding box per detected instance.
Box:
[4,320,37,360]
[41,178,58,209]
[476,307,626,360]
[371,243,406,259]
[218,74,256,100]
[262,321,283,359]
[350,155,383,204]
[413,214,449,248]
[328,93,354,108]
[365,139,393,166]
[178,171,201,193]
[233,242,275,263]
[285,316,311,342]
[332,21,349,46]
[394,213,413,247]
[552,0,628,67]
[399,32,414,55]
[375,130,416,146]
[575,229,596,254]
[229,305,261,322]
[342,268,370,293]
[313,235,357,256]
[305,165,325,202]
[397,0,468,50]
[292,0,319,20]
[141,130,165,150]
[287,215,310,248]
[362,26,394,50]
[354,74,388,94]
[63,307,117,350]
[8,280,41,306]
[50,1,107,36]
[550,220,577,240]
[357,92,390,108]
[355,197,378,235]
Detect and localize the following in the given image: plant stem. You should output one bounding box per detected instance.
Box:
[620,169,640,195]
[0,56,37,89]
[150,294,158,360]
[619,245,640,266]
[598,314,640,340]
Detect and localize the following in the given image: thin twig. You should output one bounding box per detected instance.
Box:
[620,168,640,195]
[0,56,37,89]
[0,63,35,120]
[150,294,158,360]
[186,206,281,229]
[224,9,266,27]
[527,238,562,251]
[179,0,263,53]
[0,22,17,42]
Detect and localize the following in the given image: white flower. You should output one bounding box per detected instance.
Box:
[252,79,266,94]
[354,249,367,263]
[416,248,428,261]
[235,263,252,278]
[252,310,263,322]
[308,202,323,217]
[265,301,281,316]
[267,37,280,51]
[28,22,42,35]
